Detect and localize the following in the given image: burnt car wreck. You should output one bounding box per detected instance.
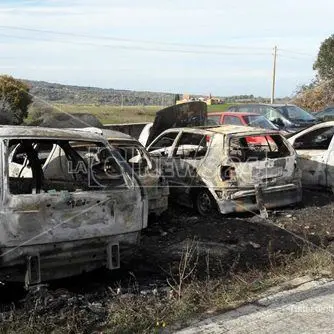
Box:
[0,126,148,286]
[146,125,302,215]
[78,127,169,216]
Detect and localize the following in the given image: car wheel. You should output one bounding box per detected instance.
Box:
[194,189,216,216]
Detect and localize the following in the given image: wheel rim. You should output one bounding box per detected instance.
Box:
[197,191,212,214]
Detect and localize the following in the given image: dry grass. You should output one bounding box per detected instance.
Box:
[1,244,333,334]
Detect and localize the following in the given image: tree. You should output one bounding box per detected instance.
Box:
[0,75,33,124]
[293,80,334,111]
[0,98,14,124]
[313,34,334,81]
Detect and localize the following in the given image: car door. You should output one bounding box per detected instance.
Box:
[146,130,180,183]
[324,135,334,189]
[289,126,334,187]
[110,139,169,215]
[169,131,209,204]
[4,138,147,249]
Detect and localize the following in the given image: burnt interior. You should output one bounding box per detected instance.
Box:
[8,139,126,195]
[111,143,150,173]
[229,134,292,162]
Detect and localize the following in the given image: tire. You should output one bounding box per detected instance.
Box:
[194,189,216,216]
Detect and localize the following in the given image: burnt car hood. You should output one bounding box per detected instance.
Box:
[146,101,207,146]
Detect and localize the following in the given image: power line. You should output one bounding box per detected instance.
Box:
[0,25,317,58]
[0,25,271,51]
[0,32,271,56]
[279,48,315,57]
[278,54,313,61]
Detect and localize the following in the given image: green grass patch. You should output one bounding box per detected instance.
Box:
[27,103,233,125]
[207,103,233,112]
[27,104,161,125]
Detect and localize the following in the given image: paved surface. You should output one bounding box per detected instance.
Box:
[176,279,334,334]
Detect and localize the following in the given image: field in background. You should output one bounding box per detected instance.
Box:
[207,103,232,112]
[28,103,232,124]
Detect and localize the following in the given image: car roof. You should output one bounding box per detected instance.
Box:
[160,125,278,137]
[0,125,106,141]
[208,111,261,116]
[270,104,295,107]
[229,103,295,108]
[102,129,134,141]
[228,103,268,107]
[72,127,136,142]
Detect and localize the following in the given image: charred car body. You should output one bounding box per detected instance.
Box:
[1,126,148,285]
[78,128,169,216]
[146,125,302,215]
[287,121,334,191]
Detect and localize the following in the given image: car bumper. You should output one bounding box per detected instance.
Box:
[215,183,302,214]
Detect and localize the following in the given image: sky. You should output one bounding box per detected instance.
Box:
[0,0,333,97]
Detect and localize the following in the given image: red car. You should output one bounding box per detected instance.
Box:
[208,111,280,145]
[208,111,279,130]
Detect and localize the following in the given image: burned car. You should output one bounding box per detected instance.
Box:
[146,125,302,215]
[78,128,169,216]
[287,121,334,190]
[2,126,148,285]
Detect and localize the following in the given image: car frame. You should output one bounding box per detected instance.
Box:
[78,127,169,216]
[146,125,302,216]
[287,121,334,191]
[2,126,148,285]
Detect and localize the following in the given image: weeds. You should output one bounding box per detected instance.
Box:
[1,247,334,334]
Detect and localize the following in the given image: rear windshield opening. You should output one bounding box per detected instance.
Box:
[229,134,291,162]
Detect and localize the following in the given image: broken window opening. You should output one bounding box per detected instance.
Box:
[111,143,150,174]
[173,133,208,159]
[148,132,178,156]
[293,127,334,150]
[228,134,291,162]
[8,139,127,195]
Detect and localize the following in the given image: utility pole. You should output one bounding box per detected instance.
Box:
[271,45,277,104]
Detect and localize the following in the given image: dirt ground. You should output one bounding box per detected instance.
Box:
[1,188,334,332]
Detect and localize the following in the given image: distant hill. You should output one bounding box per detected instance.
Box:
[24,79,290,107]
[24,80,178,106]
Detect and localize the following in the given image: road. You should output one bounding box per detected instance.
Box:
[176,279,334,334]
